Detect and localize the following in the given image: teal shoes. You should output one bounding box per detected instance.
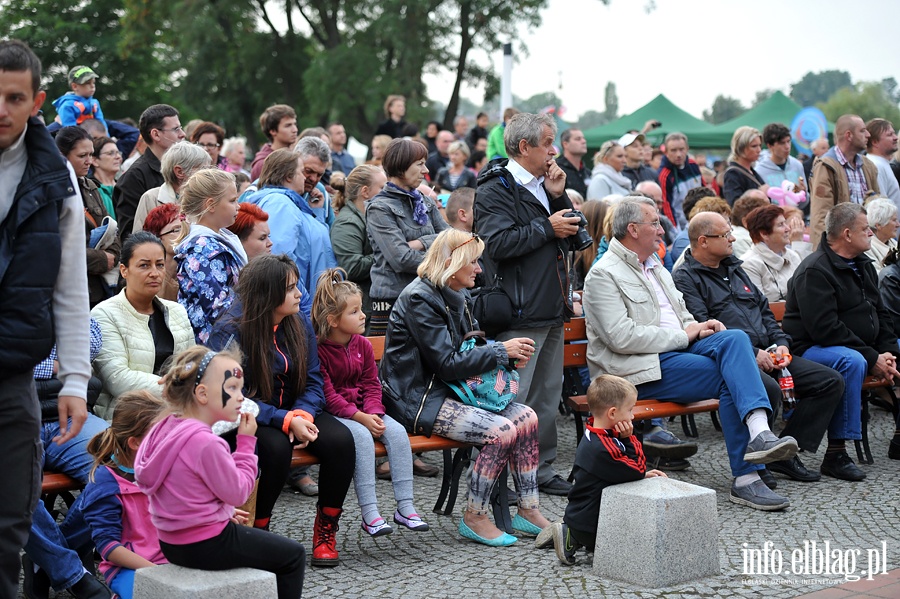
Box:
[510,514,543,536]
[458,519,517,547]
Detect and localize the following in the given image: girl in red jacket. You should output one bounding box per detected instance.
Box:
[312,268,430,537]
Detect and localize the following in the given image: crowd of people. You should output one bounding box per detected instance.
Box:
[5,36,900,599]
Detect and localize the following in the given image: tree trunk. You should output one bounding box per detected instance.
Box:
[444,0,472,130]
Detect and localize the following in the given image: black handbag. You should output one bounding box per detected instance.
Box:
[471,274,513,336]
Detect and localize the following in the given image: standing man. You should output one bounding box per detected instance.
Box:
[657,132,703,231]
[865,118,900,209]
[113,103,185,240]
[426,130,453,183]
[250,104,298,180]
[620,132,657,188]
[809,114,880,248]
[0,40,91,596]
[556,128,590,197]
[474,112,582,495]
[755,123,808,196]
[784,203,900,479]
[327,122,356,175]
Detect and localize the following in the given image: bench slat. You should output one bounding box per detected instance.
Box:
[565,395,720,421]
[290,435,469,468]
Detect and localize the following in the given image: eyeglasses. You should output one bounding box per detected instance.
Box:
[450,233,480,255]
[99,150,122,157]
[157,126,184,135]
[159,226,182,237]
[703,230,734,239]
[196,142,221,149]
[631,221,662,229]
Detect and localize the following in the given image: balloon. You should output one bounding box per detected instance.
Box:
[790,107,828,154]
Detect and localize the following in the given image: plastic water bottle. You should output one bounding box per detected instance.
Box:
[779,366,796,421]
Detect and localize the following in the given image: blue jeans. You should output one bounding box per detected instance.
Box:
[26,414,109,590]
[635,330,772,477]
[800,346,866,441]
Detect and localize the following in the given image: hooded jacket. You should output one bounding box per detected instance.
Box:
[473,161,575,330]
[319,335,384,420]
[134,414,258,544]
[783,233,897,369]
[657,156,702,230]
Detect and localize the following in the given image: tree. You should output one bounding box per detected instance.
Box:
[752,88,777,108]
[819,82,900,126]
[603,82,618,122]
[516,91,562,115]
[576,110,608,130]
[702,95,746,124]
[0,0,174,121]
[790,70,852,107]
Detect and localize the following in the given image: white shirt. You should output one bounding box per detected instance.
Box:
[642,258,681,331]
[506,158,551,214]
[866,153,900,211]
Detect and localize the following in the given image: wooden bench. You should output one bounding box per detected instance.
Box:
[768,301,898,464]
[561,318,721,461]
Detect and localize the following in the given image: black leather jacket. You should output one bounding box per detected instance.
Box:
[380,277,510,436]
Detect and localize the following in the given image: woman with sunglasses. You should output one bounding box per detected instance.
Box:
[381,228,550,547]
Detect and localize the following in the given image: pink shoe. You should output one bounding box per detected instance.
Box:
[361,517,394,537]
[393,510,430,531]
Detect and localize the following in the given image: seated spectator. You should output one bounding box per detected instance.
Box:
[466,149,487,174]
[425,131,453,183]
[422,120,441,154]
[366,138,448,335]
[22,319,110,599]
[366,134,392,167]
[445,187,476,233]
[465,112,489,152]
[227,203,273,262]
[671,196,732,271]
[56,126,121,308]
[435,141,477,192]
[207,254,356,561]
[380,229,551,545]
[741,205,808,303]
[783,203,900,475]
[174,169,246,343]
[668,187,717,263]
[91,232,194,419]
[574,200,606,289]
[864,196,899,272]
[673,211,844,484]
[587,141,632,200]
[878,248,900,342]
[190,121,228,170]
[244,148,337,295]
[90,136,122,218]
[636,180,677,248]
[222,136,250,176]
[132,140,210,233]
[583,196,799,510]
[723,126,769,205]
[730,190,771,258]
[141,203,181,301]
[330,165,387,326]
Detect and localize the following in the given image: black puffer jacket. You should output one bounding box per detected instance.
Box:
[784,234,898,369]
[380,277,510,437]
[473,161,575,330]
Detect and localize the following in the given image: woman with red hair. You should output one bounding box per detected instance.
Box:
[227,203,273,261]
[142,203,182,301]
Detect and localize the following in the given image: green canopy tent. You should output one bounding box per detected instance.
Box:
[687,91,834,149]
[582,94,714,149]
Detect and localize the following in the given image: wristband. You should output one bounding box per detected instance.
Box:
[281,409,314,435]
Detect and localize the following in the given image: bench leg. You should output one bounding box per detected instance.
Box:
[490,467,513,534]
[857,398,874,465]
[568,411,586,482]
[435,447,472,516]
[432,448,455,514]
[710,410,722,432]
[681,414,698,438]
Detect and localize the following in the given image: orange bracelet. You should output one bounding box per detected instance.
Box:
[281,409,314,435]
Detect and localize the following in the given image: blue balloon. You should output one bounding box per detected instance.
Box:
[790,107,828,154]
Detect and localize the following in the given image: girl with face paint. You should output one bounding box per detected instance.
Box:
[133,346,306,599]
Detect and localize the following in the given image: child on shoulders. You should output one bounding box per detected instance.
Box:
[549,375,666,565]
[52,65,108,133]
[312,268,429,536]
[134,346,305,599]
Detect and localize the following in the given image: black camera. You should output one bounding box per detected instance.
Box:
[565,210,593,251]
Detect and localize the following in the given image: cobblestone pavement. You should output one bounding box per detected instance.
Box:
[28,405,900,598]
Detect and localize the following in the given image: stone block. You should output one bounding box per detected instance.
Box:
[133,564,277,599]
[593,477,719,587]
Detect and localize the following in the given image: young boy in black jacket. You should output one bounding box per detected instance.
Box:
[550,375,666,565]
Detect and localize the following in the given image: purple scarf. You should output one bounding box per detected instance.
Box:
[386,181,428,226]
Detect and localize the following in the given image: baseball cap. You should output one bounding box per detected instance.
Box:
[68,66,99,85]
[617,132,645,148]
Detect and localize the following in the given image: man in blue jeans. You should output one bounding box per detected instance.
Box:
[583,196,799,511]
[784,202,900,477]
[23,320,110,598]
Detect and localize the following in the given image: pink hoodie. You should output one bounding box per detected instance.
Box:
[134,413,258,544]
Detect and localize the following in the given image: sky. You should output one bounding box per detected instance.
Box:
[423,0,900,121]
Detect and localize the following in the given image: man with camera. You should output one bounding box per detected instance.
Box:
[474,112,582,495]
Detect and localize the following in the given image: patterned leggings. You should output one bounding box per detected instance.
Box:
[431,399,539,515]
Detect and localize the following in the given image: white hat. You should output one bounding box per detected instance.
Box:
[617,132,646,147]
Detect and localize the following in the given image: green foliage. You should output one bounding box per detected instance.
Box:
[576,110,608,130]
[603,82,618,121]
[0,0,173,120]
[819,82,900,126]
[790,70,852,107]
[702,95,746,124]
[752,89,776,108]
[516,91,562,115]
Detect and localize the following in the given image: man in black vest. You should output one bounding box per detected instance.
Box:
[0,40,91,597]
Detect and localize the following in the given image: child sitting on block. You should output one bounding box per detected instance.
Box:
[548,374,666,565]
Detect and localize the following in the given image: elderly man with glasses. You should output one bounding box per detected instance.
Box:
[582,196,801,511]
